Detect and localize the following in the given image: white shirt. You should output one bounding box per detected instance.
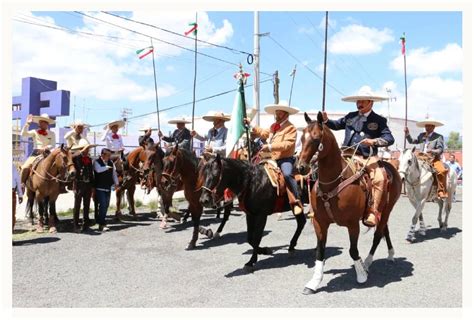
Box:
[93,158,119,190]
[21,123,56,150]
[422,132,434,153]
[101,129,124,152]
[12,164,23,198]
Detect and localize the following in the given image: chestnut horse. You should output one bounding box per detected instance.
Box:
[24,145,76,233]
[297,112,402,294]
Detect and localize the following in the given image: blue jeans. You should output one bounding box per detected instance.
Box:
[277,157,300,200]
[95,190,111,226]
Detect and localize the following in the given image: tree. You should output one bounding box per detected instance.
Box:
[446,131,462,150]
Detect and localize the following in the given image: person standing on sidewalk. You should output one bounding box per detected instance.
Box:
[93,148,120,232]
[12,163,23,232]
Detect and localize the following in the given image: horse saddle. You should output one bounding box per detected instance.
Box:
[259,160,304,200]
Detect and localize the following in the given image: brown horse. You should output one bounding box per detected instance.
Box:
[297,112,402,294]
[115,146,151,219]
[24,145,76,233]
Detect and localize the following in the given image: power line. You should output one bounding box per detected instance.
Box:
[267,35,346,96]
[101,11,254,57]
[89,77,273,128]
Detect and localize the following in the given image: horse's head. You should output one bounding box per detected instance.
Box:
[298,112,325,175]
[398,146,418,182]
[160,145,180,191]
[198,153,225,208]
[55,144,76,181]
[141,144,164,193]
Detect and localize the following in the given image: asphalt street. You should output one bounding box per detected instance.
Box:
[12,190,462,308]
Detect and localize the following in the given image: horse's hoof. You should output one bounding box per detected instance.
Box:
[364,254,373,269]
[49,227,57,234]
[205,229,214,239]
[302,287,316,295]
[243,265,255,273]
[36,227,44,233]
[213,232,221,239]
[185,243,196,250]
[442,225,447,231]
[387,249,395,262]
[288,249,295,257]
[418,230,426,236]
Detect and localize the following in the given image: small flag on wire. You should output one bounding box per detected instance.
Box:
[400,33,406,55]
[184,22,198,36]
[136,46,154,59]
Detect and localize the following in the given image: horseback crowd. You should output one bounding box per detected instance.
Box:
[12,86,461,294]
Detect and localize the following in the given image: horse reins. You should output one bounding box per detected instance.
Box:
[31,151,74,183]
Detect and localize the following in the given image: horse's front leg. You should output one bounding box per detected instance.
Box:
[214,202,232,239]
[289,211,307,253]
[115,187,123,221]
[348,221,367,284]
[127,184,137,217]
[186,205,201,250]
[25,191,35,228]
[244,213,268,272]
[48,200,58,234]
[303,216,329,294]
[407,198,427,242]
[36,199,45,233]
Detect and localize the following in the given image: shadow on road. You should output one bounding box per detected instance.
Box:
[315,257,414,293]
[13,237,60,246]
[410,227,462,244]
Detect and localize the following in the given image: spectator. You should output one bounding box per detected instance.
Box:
[445,153,462,202]
[12,163,23,232]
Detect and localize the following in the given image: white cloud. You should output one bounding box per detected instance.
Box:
[12,11,234,102]
[328,24,394,55]
[389,43,462,76]
[165,65,175,72]
[379,77,462,135]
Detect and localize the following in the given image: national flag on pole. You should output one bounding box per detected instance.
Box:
[400,33,406,55]
[136,46,154,59]
[226,80,247,158]
[184,22,198,36]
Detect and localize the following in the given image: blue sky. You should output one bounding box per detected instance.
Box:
[12,11,462,135]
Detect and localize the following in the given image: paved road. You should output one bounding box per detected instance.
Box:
[12,191,462,307]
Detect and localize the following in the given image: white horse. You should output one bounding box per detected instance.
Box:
[398,147,456,242]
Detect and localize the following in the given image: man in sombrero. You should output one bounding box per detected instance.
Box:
[246,101,304,215]
[191,112,230,156]
[404,116,448,198]
[159,117,192,150]
[64,119,90,153]
[20,113,57,186]
[70,139,97,233]
[322,86,395,227]
[138,124,157,150]
[101,119,126,173]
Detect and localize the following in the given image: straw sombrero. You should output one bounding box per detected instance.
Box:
[70,119,90,128]
[264,100,300,115]
[416,117,444,128]
[202,112,231,122]
[168,117,191,124]
[104,119,125,130]
[32,113,56,125]
[341,86,389,103]
[138,123,158,132]
[70,139,98,153]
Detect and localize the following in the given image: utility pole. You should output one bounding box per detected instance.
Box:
[254,11,260,126]
[273,70,280,104]
[120,107,132,136]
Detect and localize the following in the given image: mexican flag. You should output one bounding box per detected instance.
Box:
[184,22,198,37]
[136,46,154,59]
[226,80,247,158]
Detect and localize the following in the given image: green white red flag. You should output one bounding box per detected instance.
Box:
[136,46,154,59]
[400,33,406,55]
[184,23,198,36]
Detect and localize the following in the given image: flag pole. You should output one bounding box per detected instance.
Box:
[238,66,252,164]
[322,11,329,111]
[150,38,161,145]
[403,33,408,149]
[288,64,297,106]
[190,12,198,151]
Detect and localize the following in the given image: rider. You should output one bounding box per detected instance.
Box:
[191,112,230,157]
[404,117,448,198]
[64,119,90,155]
[159,117,192,150]
[101,120,125,174]
[322,86,395,227]
[246,101,304,216]
[20,113,56,187]
[138,125,156,150]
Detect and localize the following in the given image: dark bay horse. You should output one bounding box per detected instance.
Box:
[198,154,307,272]
[297,112,402,294]
[24,145,76,233]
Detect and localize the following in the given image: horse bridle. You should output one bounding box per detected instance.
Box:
[399,152,423,187]
[161,153,181,191]
[32,150,74,183]
[199,158,225,204]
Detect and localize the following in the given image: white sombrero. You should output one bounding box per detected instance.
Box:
[104,119,125,130]
[416,117,444,128]
[168,117,191,124]
[264,100,300,115]
[70,139,98,152]
[70,119,90,128]
[138,123,158,132]
[202,112,231,122]
[32,113,56,125]
[341,86,389,103]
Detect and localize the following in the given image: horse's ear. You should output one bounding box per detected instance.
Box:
[304,112,312,124]
[317,112,324,126]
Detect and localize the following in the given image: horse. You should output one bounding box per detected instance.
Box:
[198,154,308,272]
[398,147,456,241]
[297,112,402,294]
[115,146,152,219]
[24,145,76,233]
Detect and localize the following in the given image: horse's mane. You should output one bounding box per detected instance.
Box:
[177,148,199,168]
